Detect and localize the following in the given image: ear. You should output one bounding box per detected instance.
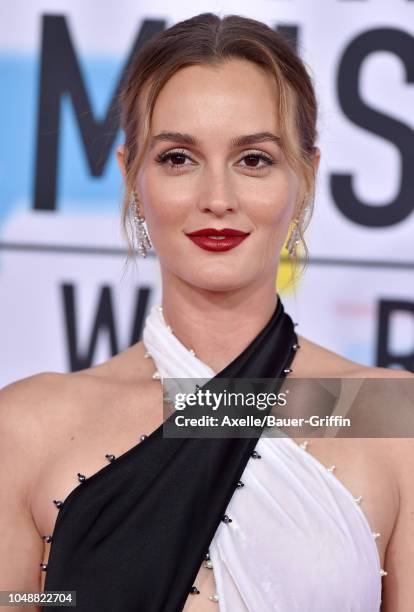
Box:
[312,146,321,174]
[116,144,127,180]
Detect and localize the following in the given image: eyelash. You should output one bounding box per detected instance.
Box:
[155,148,277,173]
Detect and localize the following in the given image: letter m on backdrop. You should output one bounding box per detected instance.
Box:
[34,15,165,211]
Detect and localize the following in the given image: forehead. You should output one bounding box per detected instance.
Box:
[150,59,281,138]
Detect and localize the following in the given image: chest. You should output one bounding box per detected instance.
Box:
[33,429,396,605]
[31,381,165,543]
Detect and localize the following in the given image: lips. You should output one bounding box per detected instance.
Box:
[186,228,249,237]
[186,228,250,252]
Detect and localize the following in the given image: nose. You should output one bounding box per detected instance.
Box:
[197,168,239,216]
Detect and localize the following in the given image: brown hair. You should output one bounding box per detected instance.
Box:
[118,12,318,280]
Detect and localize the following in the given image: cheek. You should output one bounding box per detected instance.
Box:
[138,168,189,231]
[247,174,297,233]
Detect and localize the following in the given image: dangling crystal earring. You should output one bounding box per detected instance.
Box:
[287,204,310,257]
[129,190,152,258]
[286,218,301,257]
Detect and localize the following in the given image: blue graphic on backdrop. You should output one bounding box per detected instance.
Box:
[0,54,125,231]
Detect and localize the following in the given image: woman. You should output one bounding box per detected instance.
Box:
[0,12,413,612]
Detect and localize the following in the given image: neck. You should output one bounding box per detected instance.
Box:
[159,275,279,373]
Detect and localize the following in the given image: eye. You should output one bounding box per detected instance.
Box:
[155,149,195,170]
[155,148,278,174]
[237,151,277,171]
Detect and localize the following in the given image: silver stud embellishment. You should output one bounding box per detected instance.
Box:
[189,586,200,594]
[380,569,388,577]
[77,473,86,483]
[53,499,63,509]
[299,440,309,450]
[327,465,336,473]
[204,559,214,569]
[152,371,161,380]
[140,434,148,441]
[353,495,363,504]
[373,532,381,539]
[40,563,48,571]
[157,305,163,312]
[292,343,301,350]
[42,535,53,543]
[144,351,150,359]
[209,594,219,603]
[236,480,245,488]
[105,454,116,462]
[189,348,196,356]
[251,450,261,459]
[283,368,292,374]
[222,514,233,524]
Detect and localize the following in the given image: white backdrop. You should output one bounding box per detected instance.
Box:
[1,0,413,386]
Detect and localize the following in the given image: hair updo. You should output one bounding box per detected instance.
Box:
[118,12,318,277]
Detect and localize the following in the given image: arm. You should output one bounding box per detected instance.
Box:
[380,371,414,611]
[0,377,49,611]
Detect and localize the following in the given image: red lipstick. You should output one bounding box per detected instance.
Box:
[186,228,250,252]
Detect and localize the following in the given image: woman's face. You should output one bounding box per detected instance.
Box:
[119,58,314,293]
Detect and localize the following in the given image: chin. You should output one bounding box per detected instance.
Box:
[163,256,258,291]
[181,271,252,293]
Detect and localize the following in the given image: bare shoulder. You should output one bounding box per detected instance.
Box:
[0,370,67,407]
[0,369,115,462]
[295,333,414,463]
[296,333,414,379]
[0,358,146,445]
[0,372,82,483]
[0,372,67,454]
[0,369,95,427]
[0,339,154,456]
[343,364,414,379]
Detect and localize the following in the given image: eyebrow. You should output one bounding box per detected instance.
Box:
[149,131,282,150]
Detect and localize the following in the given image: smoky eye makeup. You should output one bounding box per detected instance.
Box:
[155,149,192,166]
[155,148,280,172]
[239,150,279,168]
